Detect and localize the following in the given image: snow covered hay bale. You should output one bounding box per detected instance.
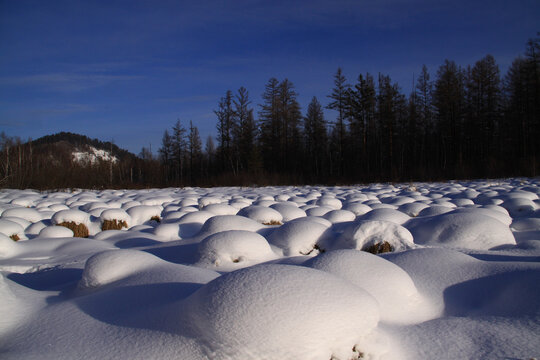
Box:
[408,212,516,250]
[335,220,415,254]
[51,209,91,238]
[181,264,381,360]
[196,230,276,269]
[100,208,131,231]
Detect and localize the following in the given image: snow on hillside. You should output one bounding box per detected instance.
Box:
[0,179,539,359]
[72,146,118,165]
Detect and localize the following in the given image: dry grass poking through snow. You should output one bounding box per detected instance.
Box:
[101,219,128,231]
[363,241,393,254]
[150,216,161,223]
[57,221,89,238]
[9,234,20,241]
[263,220,283,226]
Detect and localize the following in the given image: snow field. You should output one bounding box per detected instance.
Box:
[0,179,539,359]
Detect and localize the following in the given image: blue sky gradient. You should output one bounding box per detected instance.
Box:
[1,0,539,154]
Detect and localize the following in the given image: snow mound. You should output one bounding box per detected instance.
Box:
[335,220,415,252]
[99,208,131,223]
[268,219,332,256]
[79,249,164,289]
[182,264,381,360]
[199,196,223,208]
[51,209,91,226]
[452,207,512,226]
[38,225,75,238]
[417,205,454,217]
[153,223,181,241]
[315,196,343,209]
[398,202,429,217]
[409,212,516,250]
[307,249,429,324]
[1,207,43,223]
[196,230,276,269]
[511,217,540,231]
[323,209,356,223]
[342,202,372,216]
[237,205,283,224]
[0,219,24,239]
[270,202,306,222]
[305,205,334,216]
[202,203,238,215]
[0,233,18,257]
[176,210,215,238]
[197,215,265,239]
[501,198,537,217]
[361,208,410,224]
[126,205,162,225]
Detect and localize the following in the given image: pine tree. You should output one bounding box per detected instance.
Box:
[188,120,203,185]
[434,60,465,174]
[304,96,328,180]
[171,119,187,184]
[327,68,350,177]
[279,79,302,174]
[415,65,434,175]
[158,129,173,184]
[467,55,501,167]
[258,78,281,173]
[233,87,257,173]
[215,90,235,174]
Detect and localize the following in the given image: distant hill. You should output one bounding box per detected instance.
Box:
[30,132,136,163]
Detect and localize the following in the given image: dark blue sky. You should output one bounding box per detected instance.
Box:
[1,0,538,154]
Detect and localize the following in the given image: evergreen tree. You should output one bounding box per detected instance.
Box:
[171,119,187,184]
[415,65,434,174]
[188,120,203,185]
[434,60,465,173]
[303,96,328,180]
[203,135,216,181]
[215,90,235,173]
[377,74,407,179]
[279,79,303,174]
[158,129,173,184]
[258,78,281,173]
[348,73,376,177]
[232,87,257,173]
[326,68,350,177]
[467,55,501,167]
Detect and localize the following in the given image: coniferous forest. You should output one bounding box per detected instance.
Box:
[1,36,539,189]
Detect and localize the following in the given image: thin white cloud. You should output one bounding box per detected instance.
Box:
[0,72,143,92]
[156,94,219,104]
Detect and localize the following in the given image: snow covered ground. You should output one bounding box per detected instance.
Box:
[0,179,539,359]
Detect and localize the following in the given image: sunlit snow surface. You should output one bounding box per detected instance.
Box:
[1,179,539,359]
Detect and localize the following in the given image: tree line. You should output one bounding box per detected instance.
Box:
[157,35,540,186]
[1,35,538,189]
